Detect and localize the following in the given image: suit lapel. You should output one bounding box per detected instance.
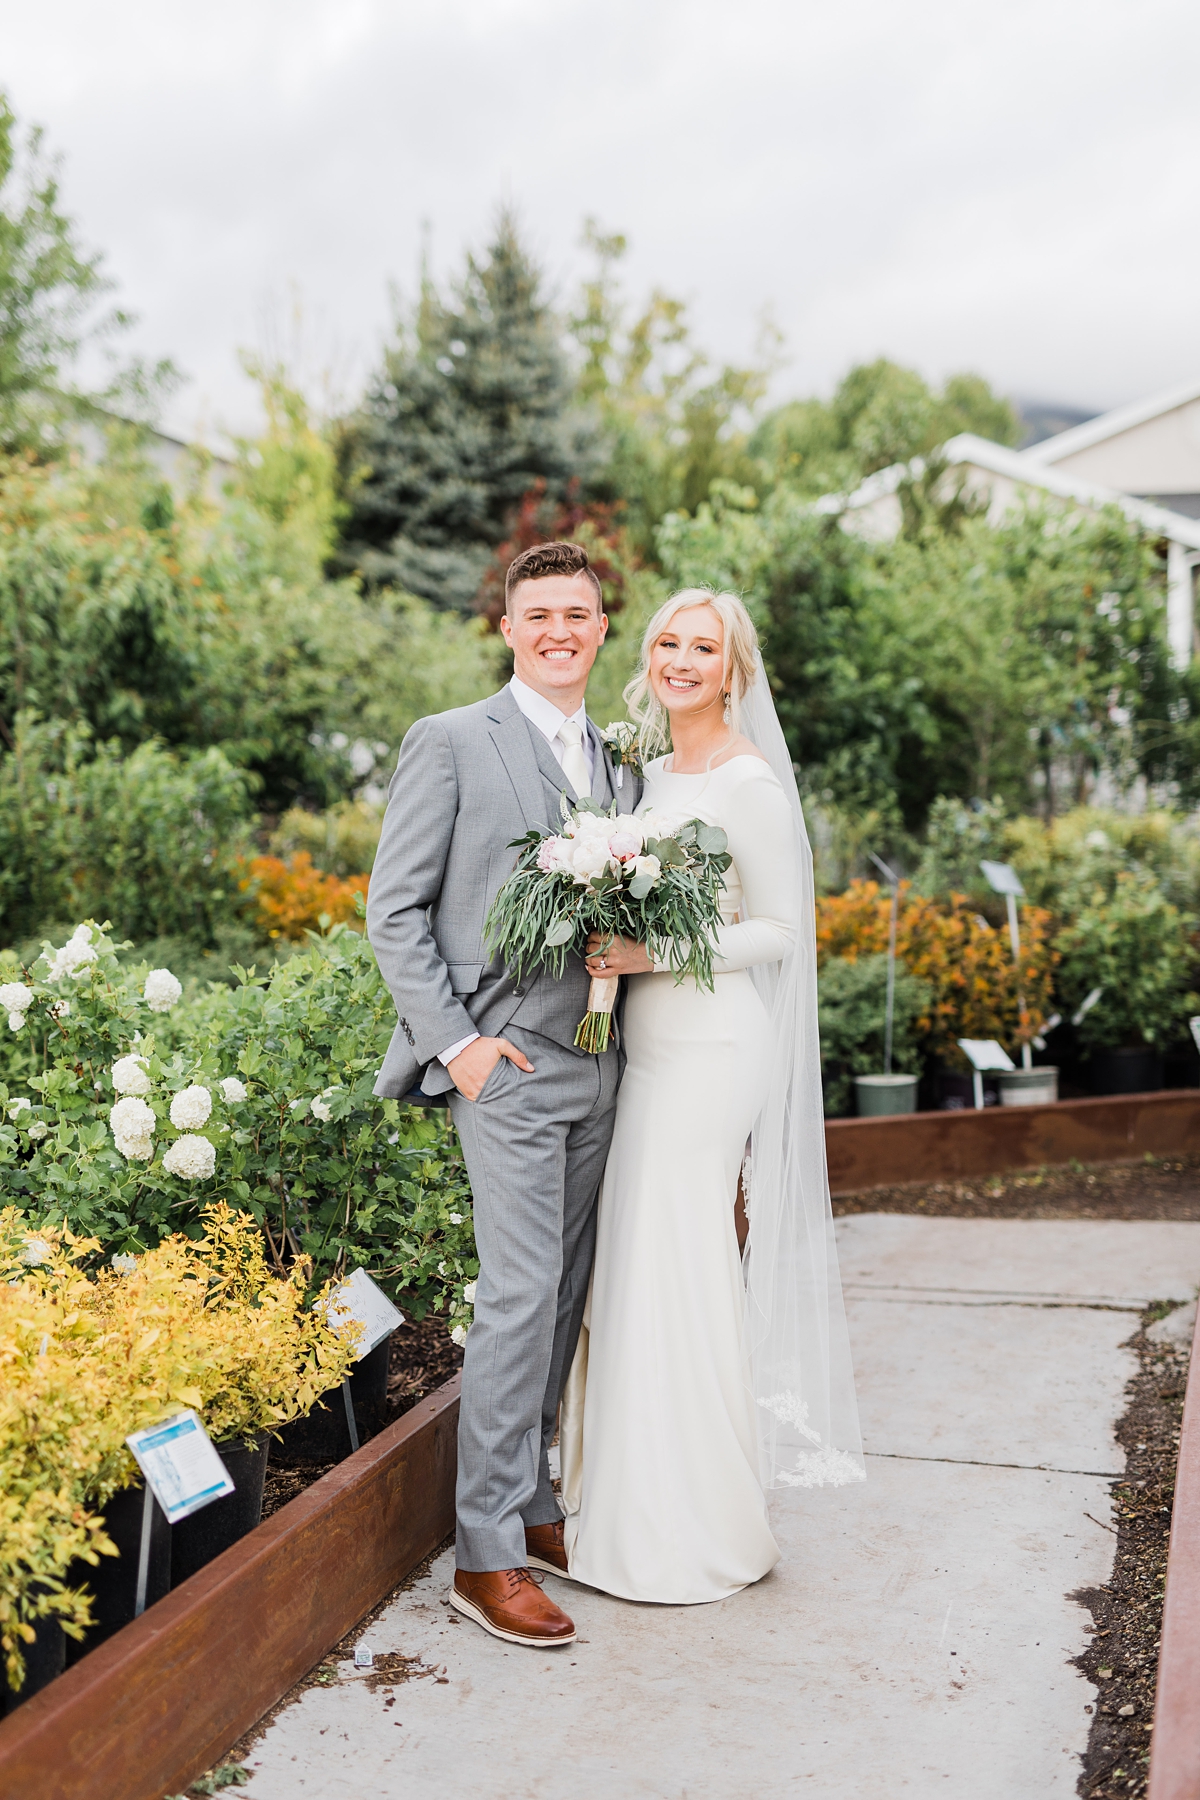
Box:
[588,720,616,806]
[486,689,554,832]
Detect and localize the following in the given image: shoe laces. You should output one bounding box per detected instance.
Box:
[503,1567,544,1594]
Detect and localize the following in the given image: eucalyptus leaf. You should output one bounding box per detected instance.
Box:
[543,919,575,947]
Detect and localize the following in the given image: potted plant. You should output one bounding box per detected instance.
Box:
[817,955,930,1117]
[1057,873,1200,1094]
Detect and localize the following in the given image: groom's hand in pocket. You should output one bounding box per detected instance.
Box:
[447,1036,535,1102]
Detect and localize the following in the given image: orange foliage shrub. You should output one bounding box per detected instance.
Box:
[815,881,1058,1068]
[240,852,370,941]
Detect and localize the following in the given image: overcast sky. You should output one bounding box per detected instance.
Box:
[5,0,1200,443]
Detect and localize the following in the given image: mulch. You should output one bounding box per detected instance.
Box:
[831,1153,1200,1221]
[834,1154,1197,1799]
[260,1308,463,1523]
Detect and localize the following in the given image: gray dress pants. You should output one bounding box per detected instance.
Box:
[448,1022,618,1572]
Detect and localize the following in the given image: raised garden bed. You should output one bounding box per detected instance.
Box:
[0,1372,461,1800]
[825,1090,1200,1196]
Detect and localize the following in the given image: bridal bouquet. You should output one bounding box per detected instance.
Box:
[484,799,732,1052]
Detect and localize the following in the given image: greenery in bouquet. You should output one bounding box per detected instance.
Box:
[1056,872,1199,1054]
[816,954,932,1116]
[485,797,732,1052]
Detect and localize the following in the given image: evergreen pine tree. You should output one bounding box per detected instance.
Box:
[337,213,588,610]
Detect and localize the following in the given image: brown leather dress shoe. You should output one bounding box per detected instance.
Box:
[525,1518,573,1579]
[450,1567,576,1646]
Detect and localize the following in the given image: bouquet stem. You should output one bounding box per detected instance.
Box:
[575,975,620,1054]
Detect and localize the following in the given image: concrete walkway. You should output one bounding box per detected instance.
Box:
[237,1218,1200,1800]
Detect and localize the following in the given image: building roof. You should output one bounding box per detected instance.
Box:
[1022,377,1200,467]
[819,432,1200,553]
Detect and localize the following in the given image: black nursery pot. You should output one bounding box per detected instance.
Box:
[2,1610,65,1714]
[169,1432,270,1589]
[64,1481,171,1665]
[936,1067,1000,1110]
[273,1333,393,1466]
[1086,1046,1164,1096]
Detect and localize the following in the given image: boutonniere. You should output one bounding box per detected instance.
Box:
[599,721,644,790]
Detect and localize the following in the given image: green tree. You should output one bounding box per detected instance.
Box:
[0,94,176,447]
[657,485,1178,831]
[568,220,778,559]
[336,212,587,610]
[750,359,1021,497]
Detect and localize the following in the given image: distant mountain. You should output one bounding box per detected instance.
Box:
[1015,401,1098,449]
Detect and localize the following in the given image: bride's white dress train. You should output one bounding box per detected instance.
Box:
[559,754,798,1604]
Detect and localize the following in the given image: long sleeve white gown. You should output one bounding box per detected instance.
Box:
[559,754,799,1603]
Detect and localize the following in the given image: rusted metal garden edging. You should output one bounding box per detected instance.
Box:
[825,1090,1200,1195]
[1149,1304,1200,1800]
[0,1373,461,1800]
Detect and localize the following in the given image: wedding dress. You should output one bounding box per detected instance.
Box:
[559,754,797,1603]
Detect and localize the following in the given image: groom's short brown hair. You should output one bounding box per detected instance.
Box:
[504,541,604,614]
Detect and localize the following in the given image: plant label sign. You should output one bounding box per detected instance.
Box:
[126,1410,234,1524]
[328,1267,405,1360]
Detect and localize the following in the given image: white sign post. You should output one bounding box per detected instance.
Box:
[325,1269,406,1453]
[957,1037,1015,1110]
[125,1410,235,1614]
[980,860,1032,1070]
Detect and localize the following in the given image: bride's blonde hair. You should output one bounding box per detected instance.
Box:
[623,586,760,754]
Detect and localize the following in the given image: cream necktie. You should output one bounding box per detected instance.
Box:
[556,719,591,797]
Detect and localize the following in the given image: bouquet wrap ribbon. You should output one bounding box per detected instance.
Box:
[576,974,620,1053]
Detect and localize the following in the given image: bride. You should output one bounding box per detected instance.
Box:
[549,587,864,1605]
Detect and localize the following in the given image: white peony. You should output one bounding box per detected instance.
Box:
[27,1121,49,1141]
[568,837,614,883]
[44,926,97,983]
[162,1134,216,1180]
[143,968,183,1013]
[6,1097,32,1118]
[0,983,33,1014]
[632,854,662,884]
[448,1212,464,1225]
[289,1097,307,1115]
[462,1280,477,1305]
[110,1096,156,1160]
[8,1012,26,1032]
[169,1085,212,1130]
[23,1236,51,1265]
[450,1324,468,1347]
[536,835,572,874]
[112,1054,152,1096]
[219,1076,248,1103]
[111,1253,138,1274]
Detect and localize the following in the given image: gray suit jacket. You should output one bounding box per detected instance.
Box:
[367,685,641,1098]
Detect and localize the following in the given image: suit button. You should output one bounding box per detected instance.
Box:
[513,985,524,997]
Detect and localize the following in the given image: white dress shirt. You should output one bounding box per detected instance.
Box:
[507,674,595,782]
[437,676,594,1070]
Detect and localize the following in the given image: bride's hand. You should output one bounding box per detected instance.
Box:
[585,933,654,977]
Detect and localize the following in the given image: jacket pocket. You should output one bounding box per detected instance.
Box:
[446,963,484,995]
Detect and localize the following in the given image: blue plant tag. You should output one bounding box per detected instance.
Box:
[126,1410,235,1523]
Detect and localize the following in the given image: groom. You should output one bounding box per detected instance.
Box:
[367,540,635,1648]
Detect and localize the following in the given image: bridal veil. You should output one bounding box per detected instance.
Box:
[740,653,865,1490]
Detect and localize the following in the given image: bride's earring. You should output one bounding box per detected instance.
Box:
[723,694,731,728]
